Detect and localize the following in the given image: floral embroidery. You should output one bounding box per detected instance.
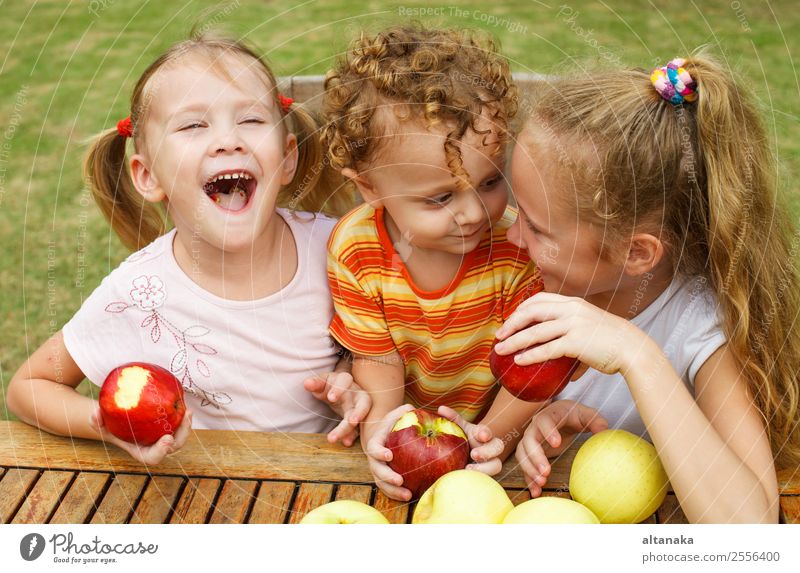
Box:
[129,275,166,311]
[105,275,232,409]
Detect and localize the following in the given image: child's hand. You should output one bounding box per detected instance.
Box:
[515,400,607,497]
[437,405,505,476]
[364,403,416,502]
[494,292,648,377]
[303,371,371,447]
[90,405,193,465]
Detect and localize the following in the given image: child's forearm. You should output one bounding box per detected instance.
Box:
[623,341,778,523]
[352,352,406,450]
[480,388,547,460]
[7,376,102,441]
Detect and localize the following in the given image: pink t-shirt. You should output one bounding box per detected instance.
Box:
[63,209,340,433]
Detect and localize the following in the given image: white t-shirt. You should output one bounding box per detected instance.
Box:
[555,275,727,438]
[63,209,340,433]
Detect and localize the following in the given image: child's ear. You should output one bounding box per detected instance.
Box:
[342,168,381,206]
[281,133,299,185]
[623,233,665,276]
[130,154,166,203]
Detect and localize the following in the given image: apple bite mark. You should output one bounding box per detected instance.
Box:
[203,171,256,212]
[113,366,150,409]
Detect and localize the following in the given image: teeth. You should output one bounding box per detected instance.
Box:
[208,172,254,184]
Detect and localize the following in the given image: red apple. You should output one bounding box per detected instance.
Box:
[385,409,470,498]
[99,362,186,446]
[489,336,579,402]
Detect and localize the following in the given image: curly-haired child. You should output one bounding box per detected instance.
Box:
[321,25,545,501]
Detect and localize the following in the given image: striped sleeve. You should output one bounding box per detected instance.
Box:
[327,215,396,357]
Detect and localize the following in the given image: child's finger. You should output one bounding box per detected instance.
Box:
[436,405,467,428]
[494,319,565,356]
[328,417,356,444]
[573,404,608,434]
[347,392,371,426]
[369,458,406,491]
[516,437,551,481]
[302,375,327,399]
[470,436,503,463]
[327,372,352,402]
[466,458,502,476]
[375,480,412,502]
[536,414,562,449]
[170,410,193,451]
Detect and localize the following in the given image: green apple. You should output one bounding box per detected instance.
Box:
[569,429,669,523]
[299,500,389,524]
[412,469,514,524]
[502,497,600,524]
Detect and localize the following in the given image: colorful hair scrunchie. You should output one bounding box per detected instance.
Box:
[116,116,133,138]
[650,58,697,105]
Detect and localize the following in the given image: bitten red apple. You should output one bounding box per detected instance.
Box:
[385,409,470,498]
[489,336,579,402]
[99,362,186,446]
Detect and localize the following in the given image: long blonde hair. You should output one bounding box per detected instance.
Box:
[525,53,800,468]
[84,31,350,251]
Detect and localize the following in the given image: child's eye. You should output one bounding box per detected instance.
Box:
[179,122,204,131]
[426,193,453,206]
[481,175,504,189]
[241,117,265,124]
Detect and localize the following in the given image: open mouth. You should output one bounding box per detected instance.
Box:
[203,171,257,212]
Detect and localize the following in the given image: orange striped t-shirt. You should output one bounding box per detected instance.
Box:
[328,203,542,422]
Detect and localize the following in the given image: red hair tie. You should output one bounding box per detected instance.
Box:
[278,94,294,114]
[116,116,133,138]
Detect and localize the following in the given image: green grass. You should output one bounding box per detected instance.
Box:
[2,0,799,420]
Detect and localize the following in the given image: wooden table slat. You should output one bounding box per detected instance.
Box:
[208,480,258,524]
[779,496,800,524]
[170,478,222,524]
[12,470,75,524]
[0,468,40,523]
[91,474,149,524]
[335,484,373,504]
[506,488,532,505]
[372,490,411,524]
[129,476,184,524]
[248,481,296,524]
[288,483,334,524]
[657,494,689,524]
[49,472,111,524]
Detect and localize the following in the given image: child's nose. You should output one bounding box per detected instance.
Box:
[456,192,485,227]
[507,216,525,248]
[210,126,246,155]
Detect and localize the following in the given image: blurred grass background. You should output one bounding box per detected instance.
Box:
[1,0,798,419]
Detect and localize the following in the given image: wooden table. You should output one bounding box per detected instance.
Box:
[0,421,797,524]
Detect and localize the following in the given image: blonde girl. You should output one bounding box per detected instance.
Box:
[496,55,799,522]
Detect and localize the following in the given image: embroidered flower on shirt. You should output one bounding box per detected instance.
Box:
[105,275,232,409]
[129,275,166,310]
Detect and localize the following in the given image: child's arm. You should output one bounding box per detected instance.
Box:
[352,351,413,501]
[479,388,549,461]
[6,330,192,465]
[496,292,779,523]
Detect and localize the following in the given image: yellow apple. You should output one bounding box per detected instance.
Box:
[299,500,389,524]
[569,429,669,523]
[412,469,514,524]
[502,497,600,524]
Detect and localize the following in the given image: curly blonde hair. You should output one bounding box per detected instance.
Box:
[321,24,518,190]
